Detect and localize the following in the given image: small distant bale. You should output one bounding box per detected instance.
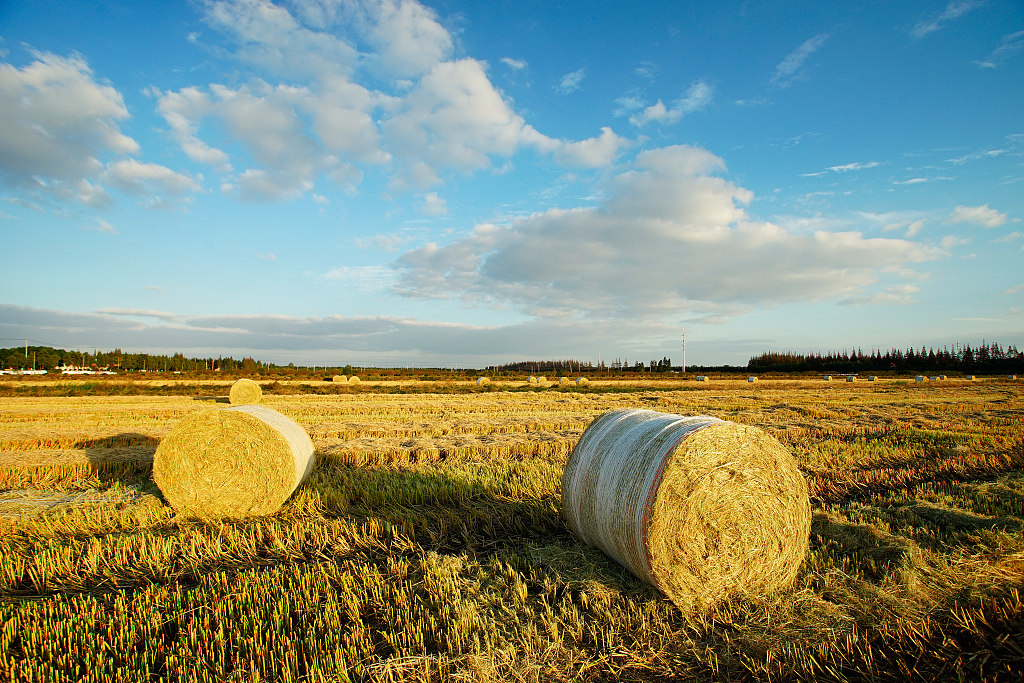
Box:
[846,376,856,382]
[966,375,976,380]
[528,376,538,384]
[929,376,939,381]
[562,409,810,611]
[1010,375,1018,380]
[153,405,315,518]
[939,375,947,380]
[695,375,709,382]
[823,375,832,381]
[868,376,878,381]
[747,376,758,383]
[916,376,926,382]
[575,377,589,386]
[537,376,549,386]
[332,375,347,383]
[229,379,262,405]
[348,375,360,384]
[559,376,571,386]
[476,377,490,386]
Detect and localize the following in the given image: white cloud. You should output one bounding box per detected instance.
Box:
[940,235,970,248]
[993,231,1023,243]
[893,178,928,184]
[771,33,828,87]
[827,161,882,173]
[144,285,162,291]
[0,51,141,208]
[911,1,985,40]
[103,159,201,208]
[839,285,920,307]
[89,218,116,234]
[628,80,712,126]
[501,57,527,70]
[635,62,656,81]
[418,192,447,215]
[95,307,182,322]
[319,264,397,293]
[946,204,1009,227]
[555,127,628,168]
[1002,284,1024,295]
[905,219,925,237]
[946,148,1005,164]
[975,29,1024,68]
[554,68,585,94]
[394,145,940,322]
[354,232,413,252]
[255,252,277,261]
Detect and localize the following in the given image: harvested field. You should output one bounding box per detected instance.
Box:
[1,377,1022,681]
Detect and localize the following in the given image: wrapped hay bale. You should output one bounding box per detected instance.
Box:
[477,377,490,386]
[153,405,315,517]
[559,376,571,386]
[332,374,347,383]
[562,408,810,611]
[747,376,758,383]
[528,376,538,384]
[229,378,262,405]
[537,376,549,386]
[846,375,856,382]
[576,377,589,386]
[695,375,709,382]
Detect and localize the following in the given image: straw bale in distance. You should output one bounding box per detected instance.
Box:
[559,377,570,386]
[476,377,490,386]
[229,378,262,405]
[153,405,315,517]
[528,376,538,384]
[695,375,709,382]
[747,376,758,382]
[869,376,878,381]
[846,376,856,382]
[348,376,360,384]
[562,408,811,611]
[575,377,589,386]
[332,375,347,383]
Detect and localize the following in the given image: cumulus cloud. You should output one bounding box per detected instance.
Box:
[418,192,447,215]
[394,145,939,322]
[501,57,527,70]
[771,33,828,87]
[946,204,1010,227]
[628,80,713,127]
[554,68,585,94]
[911,1,985,40]
[839,285,920,307]
[555,127,628,168]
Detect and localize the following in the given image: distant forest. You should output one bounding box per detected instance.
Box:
[2,341,1022,375]
[747,342,1023,375]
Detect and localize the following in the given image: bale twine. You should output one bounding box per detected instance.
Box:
[348,375,360,384]
[477,377,490,386]
[153,405,315,517]
[559,377,571,386]
[562,408,811,611]
[576,377,589,386]
[332,375,347,383]
[229,378,262,405]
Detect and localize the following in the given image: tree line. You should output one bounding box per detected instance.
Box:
[0,346,269,373]
[747,342,1023,375]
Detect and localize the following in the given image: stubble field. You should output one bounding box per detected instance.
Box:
[1,377,1022,682]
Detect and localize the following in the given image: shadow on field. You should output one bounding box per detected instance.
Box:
[304,460,569,552]
[191,395,230,403]
[81,433,157,484]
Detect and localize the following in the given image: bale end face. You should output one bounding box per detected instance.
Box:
[229,378,262,405]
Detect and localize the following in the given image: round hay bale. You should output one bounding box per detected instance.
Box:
[559,376,571,386]
[348,375,360,384]
[562,408,810,611]
[747,376,758,383]
[477,376,490,386]
[846,375,856,382]
[153,405,315,517]
[528,376,538,384]
[695,375,709,382]
[537,376,548,386]
[229,378,262,405]
[823,375,832,381]
[332,374,347,383]
[868,376,878,381]
[576,377,589,386]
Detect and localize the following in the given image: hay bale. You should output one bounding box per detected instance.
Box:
[562,408,810,611]
[846,376,856,382]
[939,375,947,380]
[576,377,589,386]
[528,376,538,384]
[332,375,347,383]
[229,378,262,405]
[348,375,360,384]
[153,405,315,517]
[916,376,926,382]
[1009,375,1018,380]
[823,375,832,381]
[476,377,490,386]
[868,376,878,381]
[537,376,549,386]
[966,375,975,380]
[559,376,571,386]
[695,375,709,382]
[747,376,758,383]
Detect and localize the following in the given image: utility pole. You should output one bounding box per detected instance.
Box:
[681,332,686,373]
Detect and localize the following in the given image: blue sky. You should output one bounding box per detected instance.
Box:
[1,0,1022,367]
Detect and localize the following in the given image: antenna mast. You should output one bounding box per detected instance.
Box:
[681,332,686,373]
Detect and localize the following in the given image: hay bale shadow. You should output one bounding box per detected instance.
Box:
[901,501,1021,532]
[811,512,912,575]
[192,395,230,403]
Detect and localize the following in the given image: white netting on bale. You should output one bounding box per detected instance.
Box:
[153,405,315,518]
[561,408,811,611]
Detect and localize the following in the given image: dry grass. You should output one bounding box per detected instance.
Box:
[0,380,1022,681]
